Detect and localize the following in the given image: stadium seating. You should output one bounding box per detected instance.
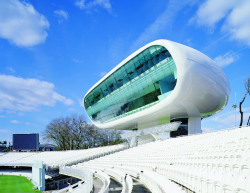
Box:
[0,152,37,166]
[60,166,110,193]
[0,144,126,169]
[76,126,250,193]
[1,126,249,193]
[74,165,133,193]
[55,166,93,193]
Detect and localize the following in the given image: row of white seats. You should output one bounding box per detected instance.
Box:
[77,126,250,193]
[53,180,89,193]
[57,166,93,193]
[77,164,185,193]
[78,165,133,193]
[116,165,185,193]
[0,144,126,169]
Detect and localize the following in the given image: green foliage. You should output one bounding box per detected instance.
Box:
[0,141,7,145]
[44,114,123,150]
[0,175,41,193]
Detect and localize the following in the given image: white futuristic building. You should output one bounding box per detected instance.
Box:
[83,39,230,135]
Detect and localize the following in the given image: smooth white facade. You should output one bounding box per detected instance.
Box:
[84,39,230,130]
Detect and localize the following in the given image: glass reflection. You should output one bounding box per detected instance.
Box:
[84,45,177,124]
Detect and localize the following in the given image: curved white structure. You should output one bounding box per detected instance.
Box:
[83,39,230,134]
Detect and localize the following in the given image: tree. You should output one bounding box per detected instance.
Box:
[44,114,123,150]
[239,78,250,127]
[0,141,7,145]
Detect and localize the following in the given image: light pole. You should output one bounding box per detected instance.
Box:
[232,92,237,128]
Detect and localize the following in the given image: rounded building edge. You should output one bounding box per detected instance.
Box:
[83,39,230,130]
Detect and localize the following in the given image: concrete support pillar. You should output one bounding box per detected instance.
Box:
[188,117,201,135]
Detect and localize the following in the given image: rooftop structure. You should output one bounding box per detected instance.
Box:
[83,39,230,134]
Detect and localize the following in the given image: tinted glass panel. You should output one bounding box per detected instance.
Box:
[84,45,177,124]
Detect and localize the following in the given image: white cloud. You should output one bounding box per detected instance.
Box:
[99,71,107,77]
[25,121,40,127]
[6,67,15,73]
[192,0,237,27]
[211,108,250,126]
[75,0,111,12]
[11,120,20,124]
[193,0,250,46]
[54,10,68,22]
[80,99,85,108]
[214,52,236,67]
[223,1,250,45]
[202,127,217,133]
[73,58,83,64]
[0,75,74,112]
[130,0,199,51]
[0,129,11,134]
[0,0,49,47]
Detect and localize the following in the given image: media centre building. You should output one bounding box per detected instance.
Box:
[83,39,230,136]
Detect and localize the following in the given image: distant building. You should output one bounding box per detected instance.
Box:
[83,39,230,135]
[39,144,56,151]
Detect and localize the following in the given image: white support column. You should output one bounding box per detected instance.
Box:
[188,117,201,135]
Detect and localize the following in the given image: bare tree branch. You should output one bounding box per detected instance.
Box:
[239,78,250,127]
[44,114,123,150]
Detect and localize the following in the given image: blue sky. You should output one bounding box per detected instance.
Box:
[0,0,249,143]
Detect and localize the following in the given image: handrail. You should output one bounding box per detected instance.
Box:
[117,166,184,193]
[94,167,133,193]
[53,180,85,193]
[92,170,110,193]
[123,175,133,193]
[104,168,133,193]
[58,166,93,193]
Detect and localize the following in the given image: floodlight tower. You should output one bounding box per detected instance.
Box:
[232,92,237,128]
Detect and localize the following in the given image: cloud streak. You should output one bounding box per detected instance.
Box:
[130,0,199,51]
[211,107,250,126]
[214,51,237,68]
[10,120,20,124]
[54,10,68,22]
[193,0,250,46]
[99,71,107,77]
[0,0,49,47]
[75,0,111,12]
[0,75,74,113]
[0,129,11,134]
